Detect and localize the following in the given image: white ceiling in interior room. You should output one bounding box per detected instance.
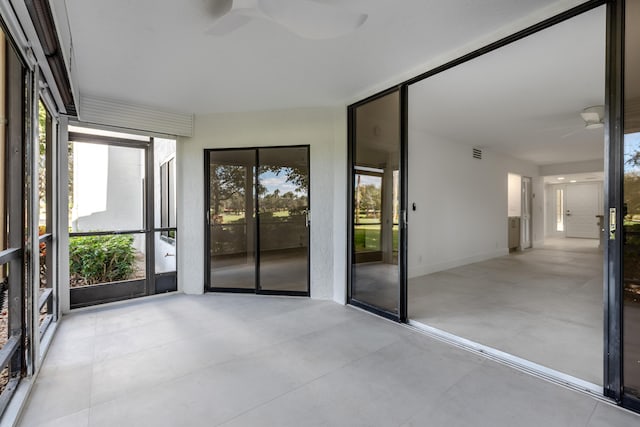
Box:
[62,0,581,115]
[543,172,605,185]
[408,5,606,166]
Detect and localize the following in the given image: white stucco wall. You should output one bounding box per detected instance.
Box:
[407,129,543,279]
[177,107,347,301]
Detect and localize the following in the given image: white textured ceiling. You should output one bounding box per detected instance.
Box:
[63,0,578,115]
[409,6,606,165]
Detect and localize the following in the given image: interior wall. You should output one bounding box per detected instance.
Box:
[408,129,542,279]
[508,173,522,217]
[332,108,348,304]
[177,107,346,301]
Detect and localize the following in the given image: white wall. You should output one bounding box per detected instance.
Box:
[407,129,543,279]
[177,107,346,300]
[507,173,522,217]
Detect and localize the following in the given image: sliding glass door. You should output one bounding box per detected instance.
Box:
[208,149,256,290]
[348,90,404,319]
[622,0,640,410]
[206,146,310,296]
[258,147,309,293]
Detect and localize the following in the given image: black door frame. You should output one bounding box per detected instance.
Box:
[610,0,640,412]
[204,146,311,297]
[347,0,640,411]
[347,87,408,322]
[605,0,624,405]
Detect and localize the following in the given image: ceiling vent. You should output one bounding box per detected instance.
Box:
[472,147,482,160]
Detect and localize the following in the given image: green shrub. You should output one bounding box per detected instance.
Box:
[69,235,136,285]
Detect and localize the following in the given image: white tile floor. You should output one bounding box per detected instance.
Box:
[409,238,603,384]
[18,293,639,427]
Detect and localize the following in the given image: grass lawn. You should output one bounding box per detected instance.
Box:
[354,224,398,252]
[218,211,291,223]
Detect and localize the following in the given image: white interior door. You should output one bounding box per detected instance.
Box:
[565,183,601,238]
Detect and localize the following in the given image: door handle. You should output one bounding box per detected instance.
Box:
[609,207,616,240]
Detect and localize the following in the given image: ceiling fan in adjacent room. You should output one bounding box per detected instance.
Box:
[204,0,368,39]
[559,105,605,138]
[579,105,604,129]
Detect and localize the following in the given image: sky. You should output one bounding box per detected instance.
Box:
[260,170,303,195]
[356,174,381,188]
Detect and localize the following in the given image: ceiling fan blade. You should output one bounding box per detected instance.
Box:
[203,0,234,18]
[561,128,583,139]
[257,0,368,39]
[206,10,253,36]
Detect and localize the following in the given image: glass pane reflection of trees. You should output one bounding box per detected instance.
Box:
[209,147,309,292]
[624,133,640,399]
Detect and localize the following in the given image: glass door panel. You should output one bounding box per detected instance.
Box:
[68,137,149,308]
[154,138,177,293]
[351,91,401,315]
[209,150,256,290]
[70,142,145,232]
[257,147,309,293]
[623,0,640,403]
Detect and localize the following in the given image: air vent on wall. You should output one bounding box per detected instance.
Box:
[472,147,482,160]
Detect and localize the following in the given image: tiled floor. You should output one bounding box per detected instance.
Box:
[18,293,638,427]
[409,238,603,384]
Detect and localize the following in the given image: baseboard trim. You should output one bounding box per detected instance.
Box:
[408,249,508,279]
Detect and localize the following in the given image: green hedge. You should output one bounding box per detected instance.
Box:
[69,235,135,285]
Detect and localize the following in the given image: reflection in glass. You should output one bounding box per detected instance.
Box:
[38,240,47,290]
[355,173,383,253]
[155,231,176,274]
[38,100,49,230]
[69,142,145,232]
[623,0,640,401]
[352,91,401,314]
[209,150,256,289]
[258,147,309,293]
